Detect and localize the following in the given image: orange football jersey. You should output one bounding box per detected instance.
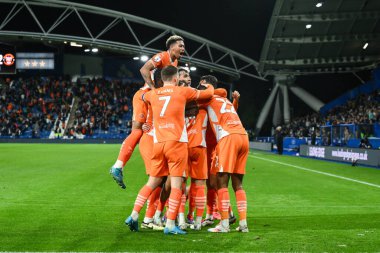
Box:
[151,51,178,69]
[206,95,246,142]
[186,108,208,148]
[132,84,151,123]
[143,85,214,143]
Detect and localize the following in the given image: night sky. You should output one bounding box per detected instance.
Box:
[54,1,375,134]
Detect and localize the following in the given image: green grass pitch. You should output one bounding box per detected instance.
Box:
[0,143,379,252]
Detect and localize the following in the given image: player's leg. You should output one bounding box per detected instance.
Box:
[125,176,163,231]
[187,182,196,224]
[139,133,163,230]
[154,176,170,225]
[178,179,188,230]
[189,147,207,230]
[232,134,249,232]
[232,173,248,232]
[163,141,188,235]
[126,142,166,231]
[110,92,146,189]
[208,136,236,233]
[203,147,218,226]
[208,172,230,233]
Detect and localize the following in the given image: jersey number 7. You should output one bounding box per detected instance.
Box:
[159,96,171,117]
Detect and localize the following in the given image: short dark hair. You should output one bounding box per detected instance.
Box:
[166,35,184,49]
[178,67,189,76]
[161,66,178,82]
[200,75,218,87]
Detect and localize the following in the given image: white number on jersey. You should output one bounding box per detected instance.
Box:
[215,98,237,114]
[159,96,171,117]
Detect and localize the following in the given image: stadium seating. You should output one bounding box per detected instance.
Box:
[0,76,141,139]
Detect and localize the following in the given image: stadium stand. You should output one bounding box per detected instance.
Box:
[0,76,140,139]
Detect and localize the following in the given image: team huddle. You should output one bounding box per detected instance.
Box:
[110,35,249,235]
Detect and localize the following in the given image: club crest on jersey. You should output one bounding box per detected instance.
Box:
[153,55,161,62]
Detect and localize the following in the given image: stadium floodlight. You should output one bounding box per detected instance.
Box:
[91,48,99,53]
[133,56,140,60]
[140,55,149,62]
[306,24,312,29]
[84,49,90,52]
[316,2,323,8]
[70,42,83,47]
[363,43,369,49]
[190,66,197,71]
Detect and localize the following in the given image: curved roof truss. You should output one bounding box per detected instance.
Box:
[0,0,265,80]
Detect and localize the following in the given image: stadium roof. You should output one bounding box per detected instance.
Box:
[259,0,380,76]
[0,0,265,80]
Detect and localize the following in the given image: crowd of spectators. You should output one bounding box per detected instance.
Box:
[281,89,380,139]
[66,78,139,138]
[0,76,73,138]
[0,76,140,139]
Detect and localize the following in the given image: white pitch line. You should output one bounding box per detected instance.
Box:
[249,154,380,189]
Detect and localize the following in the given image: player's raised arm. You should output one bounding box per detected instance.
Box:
[232,90,240,110]
[140,60,156,89]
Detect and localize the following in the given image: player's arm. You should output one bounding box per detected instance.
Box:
[214,88,227,98]
[140,61,155,89]
[232,90,240,110]
[196,84,214,100]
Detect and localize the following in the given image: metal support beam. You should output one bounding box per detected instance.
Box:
[277,11,380,22]
[289,86,325,112]
[263,63,378,75]
[280,84,290,124]
[0,0,265,80]
[255,82,280,135]
[272,91,282,127]
[264,55,380,66]
[271,33,380,44]
[258,0,284,73]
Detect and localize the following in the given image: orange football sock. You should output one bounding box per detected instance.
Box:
[188,182,196,215]
[217,188,230,220]
[235,189,247,220]
[179,193,186,213]
[194,185,206,217]
[133,185,153,213]
[167,187,182,221]
[145,186,161,219]
[206,188,217,215]
[116,129,143,167]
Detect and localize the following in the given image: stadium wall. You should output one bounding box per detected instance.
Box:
[300,144,380,167]
[250,141,272,151]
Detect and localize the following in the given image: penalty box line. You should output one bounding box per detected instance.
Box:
[249,154,380,189]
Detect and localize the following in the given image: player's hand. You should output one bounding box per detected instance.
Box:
[142,123,152,132]
[232,90,240,100]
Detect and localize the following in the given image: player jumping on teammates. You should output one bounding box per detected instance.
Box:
[110,35,185,189]
[124,66,214,235]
